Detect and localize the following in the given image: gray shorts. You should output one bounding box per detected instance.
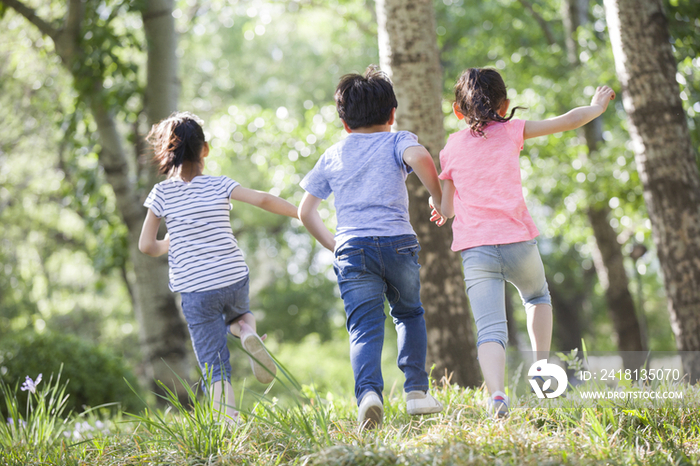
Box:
[461,239,551,349]
[180,276,251,383]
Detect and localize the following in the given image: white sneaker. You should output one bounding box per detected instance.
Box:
[488,391,510,419]
[406,390,443,415]
[357,391,383,430]
[242,333,276,384]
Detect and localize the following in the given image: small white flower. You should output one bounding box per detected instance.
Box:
[20,374,42,394]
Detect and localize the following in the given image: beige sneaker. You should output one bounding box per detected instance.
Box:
[242,333,276,384]
[357,391,383,431]
[406,390,443,415]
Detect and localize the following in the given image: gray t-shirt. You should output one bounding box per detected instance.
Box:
[300,130,422,249]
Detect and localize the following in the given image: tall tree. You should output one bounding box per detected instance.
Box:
[605,0,700,382]
[375,0,480,387]
[1,0,193,394]
[562,0,646,366]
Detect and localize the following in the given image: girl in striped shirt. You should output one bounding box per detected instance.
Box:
[139,112,298,423]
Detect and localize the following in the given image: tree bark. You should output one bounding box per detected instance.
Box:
[605,0,700,382]
[562,0,646,364]
[2,0,193,394]
[376,0,480,388]
[587,206,646,354]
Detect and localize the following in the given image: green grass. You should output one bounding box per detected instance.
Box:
[1,363,699,466]
[2,342,700,466]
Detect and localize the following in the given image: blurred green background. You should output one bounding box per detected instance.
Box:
[0,0,698,406]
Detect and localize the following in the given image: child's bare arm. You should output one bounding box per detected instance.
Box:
[439,180,456,220]
[298,192,336,252]
[138,209,169,257]
[403,146,443,215]
[230,186,298,219]
[524,86,615,140]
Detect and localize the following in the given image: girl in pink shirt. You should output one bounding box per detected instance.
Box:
[434,68,615,417]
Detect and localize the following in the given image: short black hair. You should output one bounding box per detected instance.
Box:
[334,65,398,129]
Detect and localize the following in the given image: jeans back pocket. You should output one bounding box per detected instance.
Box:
[395,242,421,256]
[333,249,366,281]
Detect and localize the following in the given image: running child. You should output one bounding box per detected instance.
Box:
[298,66,445,430]
[138,112,298,423]
[434,68,615,417]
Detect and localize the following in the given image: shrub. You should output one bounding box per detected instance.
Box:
[0,331,144,415]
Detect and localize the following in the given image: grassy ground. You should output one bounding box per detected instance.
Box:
[2,362,699,466]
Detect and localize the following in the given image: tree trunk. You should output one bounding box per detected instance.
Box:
[605,0,700,382]
[376,0,480,388]
[134,0,194,394]
[588,206,647,354]
[562,0,646,364]
[549,284,584,352]
[3,0,194,394]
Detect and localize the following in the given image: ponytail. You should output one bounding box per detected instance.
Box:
[454,68,524,138]
[146,112,206,177]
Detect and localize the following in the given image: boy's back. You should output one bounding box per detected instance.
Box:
[298,66,445,430]
[300,131,420,247]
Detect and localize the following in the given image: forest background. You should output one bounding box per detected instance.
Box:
[0,0,699,411]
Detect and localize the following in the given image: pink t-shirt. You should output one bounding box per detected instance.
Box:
[439,118,539,251]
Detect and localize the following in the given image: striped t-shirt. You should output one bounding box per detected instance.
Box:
[143,175,249,293]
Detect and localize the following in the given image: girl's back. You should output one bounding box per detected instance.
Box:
[439,119,538,251]
[145,173,248,292]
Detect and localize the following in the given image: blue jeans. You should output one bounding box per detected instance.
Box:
[461,239,551,349]
[180,276,251,384]
[333,235,430,404]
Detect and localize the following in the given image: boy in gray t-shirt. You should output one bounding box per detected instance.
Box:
[299,66,445,430]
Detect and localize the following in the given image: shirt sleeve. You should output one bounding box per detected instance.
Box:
[222,176,241,198]
[506,119,526,151]
[143,183,165,218]
[394,131,421,174]
[300,156,332,200]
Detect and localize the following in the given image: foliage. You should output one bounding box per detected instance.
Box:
[0,332,144,415]
[1,0,698,408]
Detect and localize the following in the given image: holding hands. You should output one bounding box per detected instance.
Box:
[428,196,446,227]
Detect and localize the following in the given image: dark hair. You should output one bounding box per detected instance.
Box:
[454,68,523,137]
[334,65,398,129]
[146,111,206,177]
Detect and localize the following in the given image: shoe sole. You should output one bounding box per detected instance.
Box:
[359,405,383,430]
[407,404,443,415]
[242,334,276,384]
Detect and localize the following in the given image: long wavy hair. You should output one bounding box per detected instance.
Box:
[146,112,206,177]
[454,68,523,137]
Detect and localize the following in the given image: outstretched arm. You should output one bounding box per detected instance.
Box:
[524,86,615,140]
[138,209,169,257]
[298,192,336,252]
[230,186,298,219]
[403,146,444,218]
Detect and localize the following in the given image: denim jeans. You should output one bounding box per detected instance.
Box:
[180,276,251,384]
[333,235,430,404]
[460,239,551,349]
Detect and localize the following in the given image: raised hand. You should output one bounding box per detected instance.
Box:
[591,86,616,112]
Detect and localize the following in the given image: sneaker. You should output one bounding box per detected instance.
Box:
[357,391,383,430]
[406,390,443,415]
[488,390,509,419]
[242,333,276,384]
